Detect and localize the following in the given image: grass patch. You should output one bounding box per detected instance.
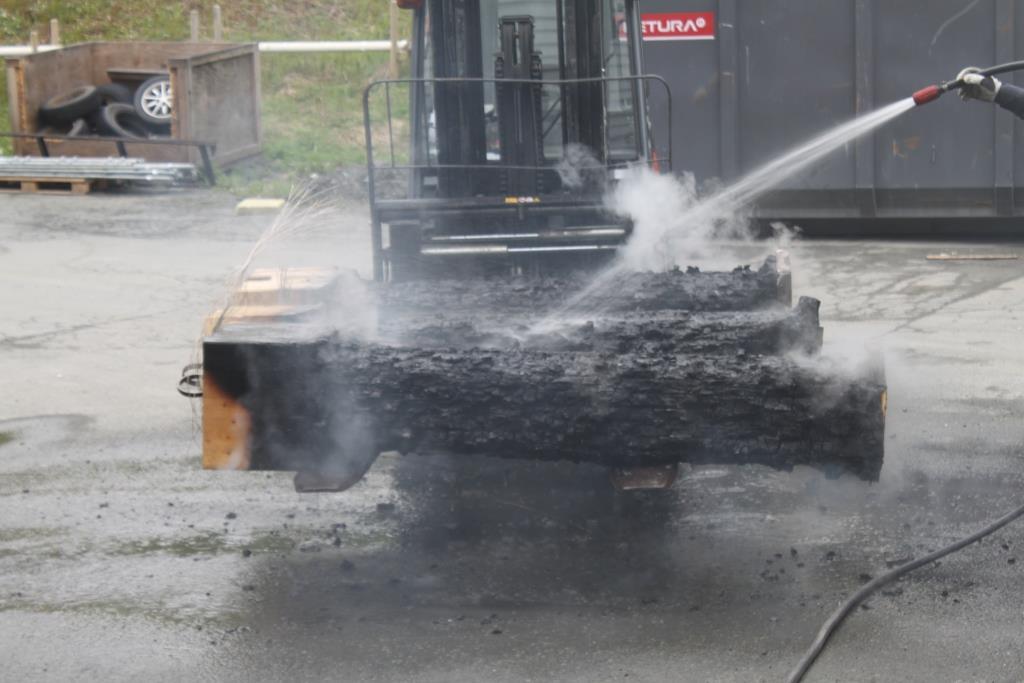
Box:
[110,531,297,557]
[0,1,411,193]
[0,431,13,448]
[0,526,63,543]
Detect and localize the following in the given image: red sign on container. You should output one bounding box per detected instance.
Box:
[620,12,717,41]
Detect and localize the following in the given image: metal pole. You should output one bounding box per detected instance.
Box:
[190,10,200,42]
[389,1,400,78]
[213,5,223,41]
[364,85,383,281]
[625,0,650,164]
[556,0,568,147]
[29,30,38,53]
[49,19,60,46]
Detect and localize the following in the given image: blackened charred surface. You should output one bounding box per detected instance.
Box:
[206,330,883,481]
[309,341,884,480]
[377,256,788,320]
[394,296,823,356]
[203,339,333,472]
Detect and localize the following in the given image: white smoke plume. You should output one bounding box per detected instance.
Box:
[608,167,755,272]
[556,143,606,190]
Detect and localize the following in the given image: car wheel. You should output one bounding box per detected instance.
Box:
[133,76,173,126]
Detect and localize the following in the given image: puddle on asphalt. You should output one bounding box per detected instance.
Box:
[0,414,92,446]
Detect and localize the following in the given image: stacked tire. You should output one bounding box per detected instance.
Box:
[37,76,173,139]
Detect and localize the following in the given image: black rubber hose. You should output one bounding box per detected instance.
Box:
[786,499,1024,683]
[944,59,1024,91]
[980,59,1024,77]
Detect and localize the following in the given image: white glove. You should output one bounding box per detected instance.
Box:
[957,67,1001,102]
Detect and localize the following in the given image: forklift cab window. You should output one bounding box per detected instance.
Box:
[421,0,640,170]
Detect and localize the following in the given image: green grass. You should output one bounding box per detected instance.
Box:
[0,1,411,193]
[110,531,297,557]
[0,431,13,448]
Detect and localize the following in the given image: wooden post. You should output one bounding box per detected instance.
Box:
[49,18,60,45]
[29,30,38,52]
[389,1,399,78]
[213,5,223,41]
[190,9,200,42]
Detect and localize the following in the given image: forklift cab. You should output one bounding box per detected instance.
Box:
[364,0,672,280]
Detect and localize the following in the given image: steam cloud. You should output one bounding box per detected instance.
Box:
[608,166,755,272]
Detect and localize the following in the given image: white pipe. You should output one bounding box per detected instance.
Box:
[0,45,61,57]
[258,40,409,53]
[0,41,407,58]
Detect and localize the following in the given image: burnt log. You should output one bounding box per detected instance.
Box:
[377,255,791,320]
[201,254,885,484]
[393,296,824,356]
[206,326,886,481]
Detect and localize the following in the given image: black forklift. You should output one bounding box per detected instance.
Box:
[364,0,672,280]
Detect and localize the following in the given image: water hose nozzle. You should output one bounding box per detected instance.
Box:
[912,84,945,106]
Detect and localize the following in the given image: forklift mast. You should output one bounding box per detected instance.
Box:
[364,0,672,280]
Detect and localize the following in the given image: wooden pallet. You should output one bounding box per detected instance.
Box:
[0,176,97,195]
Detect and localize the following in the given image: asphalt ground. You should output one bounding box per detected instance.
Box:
[2,189,1024,682]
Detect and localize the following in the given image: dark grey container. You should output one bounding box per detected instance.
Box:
[639,0,1023,220]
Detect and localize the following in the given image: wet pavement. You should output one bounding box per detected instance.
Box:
[2,189,1024,682]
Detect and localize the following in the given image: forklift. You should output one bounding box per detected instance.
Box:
[185,0,679,491]
[365,0,672,280]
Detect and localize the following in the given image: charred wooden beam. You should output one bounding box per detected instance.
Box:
[204,321,885,482]
[392,296,824,356]
[377,255,792,320]
[201,254,884,484]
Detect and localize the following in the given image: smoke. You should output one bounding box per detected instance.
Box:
[608,166,755,272]
[544,99,917,324]
[326,269,378,342]
[556,143,606,191]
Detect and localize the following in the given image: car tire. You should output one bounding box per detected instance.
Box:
[37,118,90,137]
[133,76,173,126]
[39,85,101,125]
[94,103,149,139]
[96,82,134,105]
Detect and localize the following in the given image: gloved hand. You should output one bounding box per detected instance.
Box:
[957,67,1002,102]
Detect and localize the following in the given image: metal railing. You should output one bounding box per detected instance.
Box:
[362,74,672,183]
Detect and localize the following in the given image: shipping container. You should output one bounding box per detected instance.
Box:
[639,0,1024,220]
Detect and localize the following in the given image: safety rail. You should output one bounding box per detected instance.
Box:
[363,74,672,179]
[361,74,672,279]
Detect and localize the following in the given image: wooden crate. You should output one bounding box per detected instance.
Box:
[4,42,261,168]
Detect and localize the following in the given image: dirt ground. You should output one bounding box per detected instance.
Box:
[2,188,1024,682]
